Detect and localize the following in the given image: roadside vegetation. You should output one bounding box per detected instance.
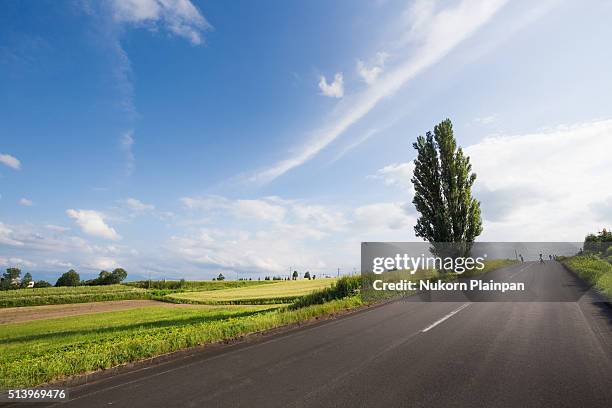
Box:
[563,256,612,299]
[560,229,612,300]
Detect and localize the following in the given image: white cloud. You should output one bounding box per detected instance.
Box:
[124,197,155,211]
[0,257,35,268]
[318,73,344,98]
[45,259,74,269]
[182,196,287,223]
[66,209,121,241]
[0,222,24,246]
[371,162,415,190]
[353,202,415,234]
[356,52,389,84]
[45,224,70,232]
[87,257,119,271]
[251,0,507,183]
[111,0,212,45]
[372,118,612,241]
[19,198,33,206]
[474,115,498,124]
[0,153,21,170]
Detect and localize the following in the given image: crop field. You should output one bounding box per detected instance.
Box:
[0,285,148,308]
[126,279,274,291]
[167,278,337,304]
[0,297,361,389]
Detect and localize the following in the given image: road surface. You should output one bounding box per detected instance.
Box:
[15,261,612,407]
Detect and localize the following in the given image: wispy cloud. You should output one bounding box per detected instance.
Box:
[0,153,21,170]
[318,73,344,98]
[19,198,33,206]
[111,0,212,45]
[124,197,155,211]
[356,52,389,85]
[120,130,135,176]
[250,0,508,184]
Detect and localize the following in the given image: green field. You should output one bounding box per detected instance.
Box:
[0,285,148,308]
[0,297,361,389]
[167,278,337,304]
[0,280,276,308]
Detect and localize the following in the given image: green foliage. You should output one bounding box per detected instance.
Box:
[563,255,612,299]
[55,269,80,287]
[217,273,225,281]
[33,280,52,288]
[584,228,612,256]
[292,271,298,280]
[304,271,311,279]
[1,268,21,290]
[411,119,482,253]
[21,273,33,288]
[83,268,128,286]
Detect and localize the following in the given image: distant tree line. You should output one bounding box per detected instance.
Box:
[0,268,51,290]
[0,267,128,290]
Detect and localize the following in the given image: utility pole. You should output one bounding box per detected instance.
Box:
[337,267,340,278]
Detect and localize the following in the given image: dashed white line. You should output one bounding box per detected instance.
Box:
[421,303,471,333]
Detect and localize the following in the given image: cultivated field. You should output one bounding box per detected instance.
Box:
[0,285,148,308]
[0,297,360,389]
[0,300,199,324]
[167,278,337,304]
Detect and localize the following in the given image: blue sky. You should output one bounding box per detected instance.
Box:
[1,0,611,281]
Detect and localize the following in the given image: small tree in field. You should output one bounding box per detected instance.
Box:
[292,271,298,280]
[304,271,311,279]
[217,273,225,281]
[411,119,482,259]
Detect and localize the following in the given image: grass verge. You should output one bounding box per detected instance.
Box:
[562,255,612,300]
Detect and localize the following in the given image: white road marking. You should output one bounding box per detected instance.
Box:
[421,303,471,333]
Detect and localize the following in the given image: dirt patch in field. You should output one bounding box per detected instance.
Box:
[0,300,199,324]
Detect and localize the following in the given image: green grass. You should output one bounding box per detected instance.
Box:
[167,278,337,304]
[0,297,361,389]
[563,255,612,299]
[0,285,149,308]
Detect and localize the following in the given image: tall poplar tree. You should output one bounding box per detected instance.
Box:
[411,119,482,257]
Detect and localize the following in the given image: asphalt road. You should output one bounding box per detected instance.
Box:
[20,261,612,407]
